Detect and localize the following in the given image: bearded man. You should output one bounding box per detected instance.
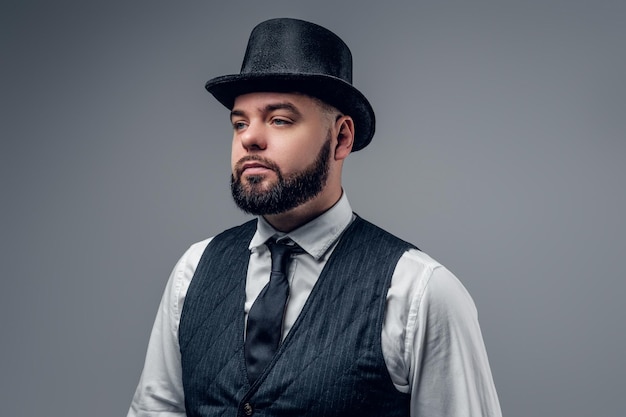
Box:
[128,18,502,417]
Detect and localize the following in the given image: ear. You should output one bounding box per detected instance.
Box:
[333,115,354,161]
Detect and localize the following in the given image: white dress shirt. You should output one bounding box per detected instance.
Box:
[128,193,502,417]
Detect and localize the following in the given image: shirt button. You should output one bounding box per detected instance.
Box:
[243,402,253,416]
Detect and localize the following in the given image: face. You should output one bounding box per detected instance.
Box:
[229,92,336,215]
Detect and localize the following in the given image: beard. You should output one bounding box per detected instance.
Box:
[230,135,332,215]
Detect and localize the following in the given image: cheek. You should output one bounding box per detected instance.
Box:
[231,140,242,170]
[276,147,315,175]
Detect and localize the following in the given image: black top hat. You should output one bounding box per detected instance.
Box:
[205,18,375,151]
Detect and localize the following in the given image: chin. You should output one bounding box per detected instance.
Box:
[242,175,275,191]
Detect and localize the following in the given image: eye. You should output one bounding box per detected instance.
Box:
[232,121,247,131]
[271,118,292,126]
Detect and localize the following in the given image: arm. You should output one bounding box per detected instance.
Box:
[127,240,210,417]
[407,263,502,416]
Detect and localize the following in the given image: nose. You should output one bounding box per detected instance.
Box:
[238,120,267,152]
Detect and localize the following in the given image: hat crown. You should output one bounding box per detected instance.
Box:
[240,18,353,83]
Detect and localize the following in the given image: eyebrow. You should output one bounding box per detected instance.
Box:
[230,101,303,120]
[265,102,302,117]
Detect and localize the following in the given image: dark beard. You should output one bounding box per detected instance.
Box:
[230,136,331,215]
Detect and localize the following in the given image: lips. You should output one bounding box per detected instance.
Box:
[238,161,268,175]
[242,161,269,171]
[235,157,278,179]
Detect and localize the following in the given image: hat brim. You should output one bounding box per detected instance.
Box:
[205,73,375,152]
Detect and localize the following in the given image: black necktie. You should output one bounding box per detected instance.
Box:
[245,239,302,384]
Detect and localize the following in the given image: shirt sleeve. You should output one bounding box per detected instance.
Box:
[406,261,502,417]
[127,239,210,417]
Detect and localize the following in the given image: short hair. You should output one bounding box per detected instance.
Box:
[305,94,342,122]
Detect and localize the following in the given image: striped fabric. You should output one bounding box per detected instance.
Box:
[179,216,414,417]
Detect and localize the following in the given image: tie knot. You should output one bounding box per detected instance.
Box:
[266,238,302,273]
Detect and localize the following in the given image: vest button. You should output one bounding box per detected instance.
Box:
[243,402,253,416]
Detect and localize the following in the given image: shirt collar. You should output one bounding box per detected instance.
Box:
[249,192,354,260]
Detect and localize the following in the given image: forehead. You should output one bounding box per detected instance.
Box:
[232,92,326,114]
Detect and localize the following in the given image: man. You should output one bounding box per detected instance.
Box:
[128,18,502,417]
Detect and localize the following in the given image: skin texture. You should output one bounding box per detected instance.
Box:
[230,92,355,232]
[230,130,333,217]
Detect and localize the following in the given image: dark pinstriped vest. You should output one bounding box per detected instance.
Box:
[179,216,414,417]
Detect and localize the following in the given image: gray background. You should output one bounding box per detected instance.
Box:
[2,1,625,416]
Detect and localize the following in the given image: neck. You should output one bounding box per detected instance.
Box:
[263,187,342,233]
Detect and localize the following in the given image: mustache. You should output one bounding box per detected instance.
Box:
[233,155,281,178]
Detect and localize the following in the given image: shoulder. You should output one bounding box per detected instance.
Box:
[384,247,479,389]
[179,238,213,273]
[166,238,213,312]
[169,219,258,297]
[396,248,477,317]
[388,249,482,376]
[165,220,256,327]
[178,219,257,272]
[353,216,416,248]
[353,217,461,299]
